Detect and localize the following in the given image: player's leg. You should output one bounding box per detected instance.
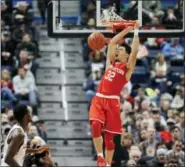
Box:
[89,96,106,166]
[91,120,103,155]
[91,120,106,166]
[104,99,122,166]
[104,132,115,166]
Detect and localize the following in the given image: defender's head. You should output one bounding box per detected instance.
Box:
[14,104,32,124]
[115,43,131,64]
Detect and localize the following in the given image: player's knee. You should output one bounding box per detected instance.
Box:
[91,120,102,138]
[104,132,115,150]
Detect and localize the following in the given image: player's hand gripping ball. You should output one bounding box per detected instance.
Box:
[88,32,106,51]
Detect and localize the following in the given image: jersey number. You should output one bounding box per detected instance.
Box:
[105,70,116,81]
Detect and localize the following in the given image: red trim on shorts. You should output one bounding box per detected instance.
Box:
[103,129,122,135]
[89,118,105,124]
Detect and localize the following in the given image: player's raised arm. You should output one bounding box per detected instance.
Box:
[125,21,140,81]
[106,26,134,69]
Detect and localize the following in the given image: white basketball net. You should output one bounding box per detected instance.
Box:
[100,6,124,25]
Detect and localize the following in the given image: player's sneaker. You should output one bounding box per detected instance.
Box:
[97,156,106,167]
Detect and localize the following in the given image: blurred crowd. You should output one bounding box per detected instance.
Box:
[123,0,183,29]
[79,0,183,30]
[82,36,184,166]
[1,0,55,166]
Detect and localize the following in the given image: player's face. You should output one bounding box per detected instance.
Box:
[25,106,32,123]
[116,46,129,63]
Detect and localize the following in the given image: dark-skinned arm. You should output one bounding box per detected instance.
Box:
[5,129,24,167]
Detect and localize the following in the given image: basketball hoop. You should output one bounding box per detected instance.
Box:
[101,20,136,33]
[100,6,136,33]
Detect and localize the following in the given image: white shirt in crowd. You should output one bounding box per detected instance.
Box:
[13,74,35,94]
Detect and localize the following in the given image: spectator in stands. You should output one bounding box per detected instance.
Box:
[121,82,134,105]
[112,133,134,166]
[162,38,184,60]
[123,1,137,20]
[12,1,33,25]
[167,140,184,166]
[176,112,184,145]
[127,160,137,167]
[129,146,142,165]
[165,159,180,167]
[150,16,160,28]
[15,33,38,57]
[37,0,50,25]
[139,129,148,143]
[140,119,149,130]
[142,1,164,25]
[121,101,132,126]
[27,124,46,146]
[1,69,16,102]
[171,86,184,109]
[167,126,182,149]
[139,128,159,158]
[24,64,36,87]
[162,7,179,29]
[1,32,15,66]
[1,1,12,26]
[148,148,167,166]
[153,53,169,78]
[12,24,34,45]
[141,99,151,112]
[17,49,39,77]
[80,0,96,27]
[136,38,149,72]
[87,18,96,29]
[120,133,135,164]
[83,72,96,107]
[36,120,47,143]
[151,53,169,93]
[13,67,38,107]
[148,108,167,129]
[17,49,30,69]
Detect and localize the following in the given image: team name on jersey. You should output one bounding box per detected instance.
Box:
[111,66,125,76]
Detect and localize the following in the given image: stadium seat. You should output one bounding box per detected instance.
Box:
[45,121,89,139]
[168,73,180,84]
[38,103,65,120]
[67,103,88,120]
[147,49,160,64]
[47,140,92,156]
[131,66,150,84]
[38,54,61,68]
[37,85,62,102]
[170,59,184,74]
[65,86,87,102]
[64,52,85,68]
[36,68,62,85]
[1,66,12,72]
[64,69,85,84]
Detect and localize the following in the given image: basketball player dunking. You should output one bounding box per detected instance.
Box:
[89,21,140,166]
[1,104,32,166]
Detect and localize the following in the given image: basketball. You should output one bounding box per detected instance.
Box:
[88,32,106,51]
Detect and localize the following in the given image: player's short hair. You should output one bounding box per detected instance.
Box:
[120,43,131,55]
[13,104,29,123]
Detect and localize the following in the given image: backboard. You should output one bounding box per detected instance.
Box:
[47,0,185,38]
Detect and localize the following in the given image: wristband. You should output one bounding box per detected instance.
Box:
[134,29,139,36]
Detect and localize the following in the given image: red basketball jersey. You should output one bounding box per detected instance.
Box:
[97,62,128,96]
